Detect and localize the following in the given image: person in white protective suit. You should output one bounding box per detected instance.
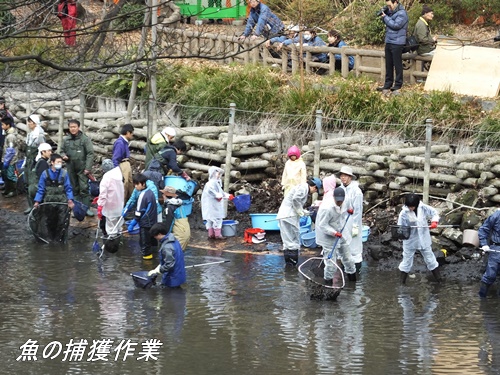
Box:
[277,177,322,266]
[201,166,234,240]
[397,193,441,284]
[281,145,307,197]
[316,187,357,284]
[339,166,364,270]
[97,159,124,237]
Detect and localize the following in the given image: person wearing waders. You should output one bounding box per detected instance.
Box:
[144,126,176,167]
[478,210,500,298]
[277,177,322,266]
[201,166,234,240]
[23,115,45,213]
[33,154,75,242]
[316,187,357,284]
[26,143,52,213]
[148,222,186,288]
[397,193,441,284]
[60,119,94,217]
[339,166,364,271]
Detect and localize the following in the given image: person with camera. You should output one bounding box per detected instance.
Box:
[376,0,408,94]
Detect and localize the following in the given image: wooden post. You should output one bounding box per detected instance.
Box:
[224,103,236,214]
[79,93,85,132]
[423,118,432,204]
[57,100,65,152]
[313,109,322,201]
[150,0,158,136]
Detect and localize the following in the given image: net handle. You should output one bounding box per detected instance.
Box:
[327,213,351,260]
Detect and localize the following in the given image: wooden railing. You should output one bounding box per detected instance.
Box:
[161,27,433,82]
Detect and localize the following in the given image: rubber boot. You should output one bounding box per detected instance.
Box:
[214,228,226,240]
[284,249,299,266]
[207,227,215,239]
[431,267,442,283]
[3,180,16,198]
[479,282,490,298]
[324,278,333,286]
[400,271,409,285]
[347,273,357,282]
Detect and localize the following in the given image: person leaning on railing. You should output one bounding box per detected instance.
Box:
[238,0,284,41]
[327,30,355,71]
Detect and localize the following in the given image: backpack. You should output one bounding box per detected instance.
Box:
[403,34,419,53]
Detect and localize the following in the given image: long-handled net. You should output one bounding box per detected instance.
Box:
[298,214,351,301]
[27,202,71,243]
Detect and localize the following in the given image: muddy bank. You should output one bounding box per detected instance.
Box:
[1,181,486,284]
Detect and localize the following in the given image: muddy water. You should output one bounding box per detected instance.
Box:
[1,219,500,375]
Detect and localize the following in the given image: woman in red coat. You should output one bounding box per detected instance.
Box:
[57,0,77,46]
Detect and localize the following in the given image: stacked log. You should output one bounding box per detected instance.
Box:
[6,90,500,202]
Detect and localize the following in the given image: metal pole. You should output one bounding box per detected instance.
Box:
[224,103,236,215]
[423,118,432,204]
[57,100,65,153]
[313,109,322,202]
[150,0,158,135]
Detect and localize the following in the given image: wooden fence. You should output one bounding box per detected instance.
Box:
[160,27,433,82]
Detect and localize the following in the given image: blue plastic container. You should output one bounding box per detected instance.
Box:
[299,226,310,246]
[362,225,371,243]
[125,220,140,235]
[249,213,280,231]
[301,231,317,248]
[300,216,312,232]
[164,176,198,197]
[174,198,194,219]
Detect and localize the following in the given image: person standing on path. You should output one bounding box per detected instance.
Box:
[377,0,408,94]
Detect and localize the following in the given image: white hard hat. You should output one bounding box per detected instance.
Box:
[28,114,41,126]
[162,127,176,137]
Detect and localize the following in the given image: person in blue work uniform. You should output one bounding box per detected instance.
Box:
[238,0,284,41]
[127,173,158,260]
[147,222,186,288]
[478,210,500,298]
[33,154,75,242]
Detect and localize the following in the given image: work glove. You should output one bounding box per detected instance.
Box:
[2,162,8,170]
[296,209,309,217]
[127,219,138,233]
[148,265,161,277]
[215,193,223,202]
[481,245,490,252]
[352,225,359,237]
[181,171,191,181]
[97,206,103,221]
[347,208,354,215]
[334,232,343,238]
[429,221,438,229]
[91,196,99,205]
[121,206,129,217]
[228,194,235,201]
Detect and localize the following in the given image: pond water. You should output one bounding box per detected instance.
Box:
[1,220,500,375]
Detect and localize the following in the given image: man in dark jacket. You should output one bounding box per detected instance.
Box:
[112,123,134,202]
[377,0,408,94]
[151,140,190,181]
[60,119,94,216]
[414,5,437,55]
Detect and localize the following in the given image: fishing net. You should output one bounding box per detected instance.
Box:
[101,233,121,253]
[391,225,411,240]
[27,202,71,243]
[130,271,157,289]
[298,257,345,301]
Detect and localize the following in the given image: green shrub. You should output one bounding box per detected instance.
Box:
[114,2,146,32]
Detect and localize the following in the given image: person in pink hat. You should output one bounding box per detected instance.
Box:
[281,145,307,197]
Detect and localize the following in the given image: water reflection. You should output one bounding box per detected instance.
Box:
[3,214,500,374]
